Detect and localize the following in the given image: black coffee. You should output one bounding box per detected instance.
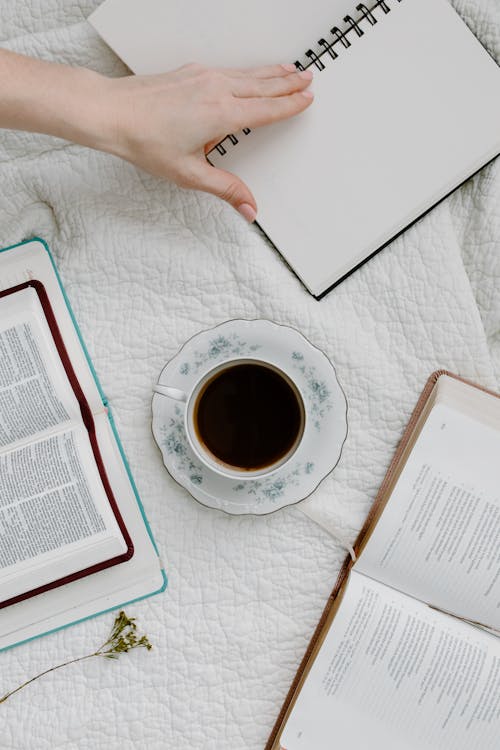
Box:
[194,363,303,470]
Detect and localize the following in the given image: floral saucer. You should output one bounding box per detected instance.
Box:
[151,320,348,515]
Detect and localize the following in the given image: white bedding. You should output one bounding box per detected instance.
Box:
[0,2,499,748]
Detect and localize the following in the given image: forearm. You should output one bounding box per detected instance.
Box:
[0,49,112,150]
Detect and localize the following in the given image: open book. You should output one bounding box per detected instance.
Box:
[268,372,500,750]
[89,0,500,298]
[0,239,166,650]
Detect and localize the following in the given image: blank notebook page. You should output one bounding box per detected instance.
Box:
[209,0,500,296]
[89,0,361,71]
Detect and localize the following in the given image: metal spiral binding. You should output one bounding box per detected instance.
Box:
[215,128,251,156]
[211,0,402,158]
[297,0,400,70]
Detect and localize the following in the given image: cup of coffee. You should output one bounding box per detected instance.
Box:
[154,358,306,479]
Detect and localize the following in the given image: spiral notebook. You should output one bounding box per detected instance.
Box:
[89,0,500,298]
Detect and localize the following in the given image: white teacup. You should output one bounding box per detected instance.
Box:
[154,357,306,480]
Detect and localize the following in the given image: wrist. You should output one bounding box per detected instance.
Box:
[50,67,118,154]
[71,72,136,161]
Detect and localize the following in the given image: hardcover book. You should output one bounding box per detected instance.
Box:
[267,371,500,749]
[0,238,166,651]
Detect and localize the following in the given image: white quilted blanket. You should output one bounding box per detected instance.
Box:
[1,2,499,748]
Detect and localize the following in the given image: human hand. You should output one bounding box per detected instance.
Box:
[0,51,313,219]
[101,63,314,221]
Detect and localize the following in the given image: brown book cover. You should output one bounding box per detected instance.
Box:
[266,370,500,750]
[0,280,134,610]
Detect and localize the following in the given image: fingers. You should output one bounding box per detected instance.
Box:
[238,90,314,129]
[232,69,312,98]
[187,160,257,221]
[204,137,222,154]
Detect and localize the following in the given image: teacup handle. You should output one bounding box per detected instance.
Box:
[153,384,188,402]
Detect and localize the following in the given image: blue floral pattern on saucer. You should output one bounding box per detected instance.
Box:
[152,320,347,515]
[179,333,261,378]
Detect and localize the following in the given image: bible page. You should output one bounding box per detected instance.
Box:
[0,286,127,601]
[355,403,500,630]
[0,286,81,447]
[0,240,105,414]
[0,408,164,645]
[0,424,128,603]
[280,572,500,750]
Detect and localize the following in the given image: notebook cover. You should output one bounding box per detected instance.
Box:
[266,369,500,749]
[0,238,166,650]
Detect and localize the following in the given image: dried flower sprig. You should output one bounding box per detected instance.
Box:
[0,611,152,704]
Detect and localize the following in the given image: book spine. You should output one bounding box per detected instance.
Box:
[210,0,403,158]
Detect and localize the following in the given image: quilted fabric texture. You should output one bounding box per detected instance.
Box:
[0,2,499,748]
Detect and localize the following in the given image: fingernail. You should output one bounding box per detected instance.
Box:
[298,70,313,80]
[301,89,314,100]
[237,203,257,222]
[283,63,297,72]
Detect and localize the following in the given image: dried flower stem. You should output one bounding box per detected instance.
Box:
[0,611,152,704]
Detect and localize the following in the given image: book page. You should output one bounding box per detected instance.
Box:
[0,287,81,447]
[280,573,500,750]
[0,286,127,603]
[356,403,500,629]
[0,410,164,646]
[0,241,104,414]
[0,425,127,602]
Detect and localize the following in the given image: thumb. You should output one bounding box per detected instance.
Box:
[191,161,257,222]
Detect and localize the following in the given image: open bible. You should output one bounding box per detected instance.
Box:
[268,372,500,750]
[0,280,133,608]
[0,239,165,650]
